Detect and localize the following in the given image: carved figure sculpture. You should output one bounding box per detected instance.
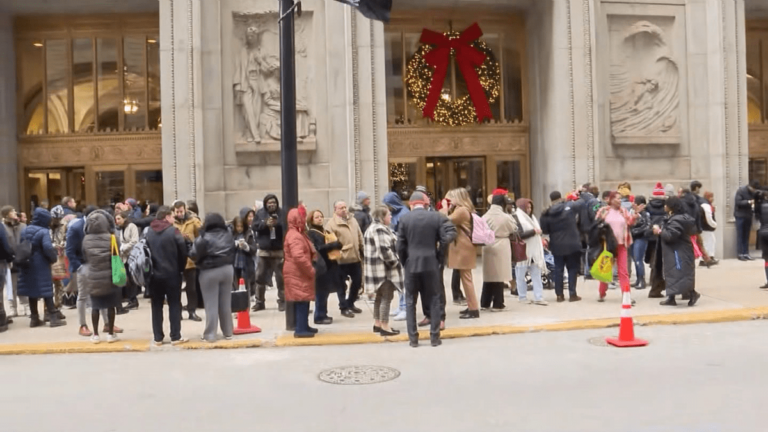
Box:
[234,25,264,143]
[610,21,680,140]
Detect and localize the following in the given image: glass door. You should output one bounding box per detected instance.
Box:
[426,157,487,213]
[25,167,85,213]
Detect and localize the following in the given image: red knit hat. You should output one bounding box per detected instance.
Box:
[652,182,665,197]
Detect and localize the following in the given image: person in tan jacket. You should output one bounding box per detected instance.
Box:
[441,188,480,319]
[173,200,202,321]
[325,201,364,318]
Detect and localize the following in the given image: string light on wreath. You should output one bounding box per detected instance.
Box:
[406,24,501,127]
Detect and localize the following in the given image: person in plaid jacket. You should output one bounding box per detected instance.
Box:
[364,206,404,337]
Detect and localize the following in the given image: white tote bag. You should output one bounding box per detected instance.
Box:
[5,268,12,301]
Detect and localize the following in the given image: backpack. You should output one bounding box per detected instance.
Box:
[13,230,33,269]
[469,213,496,246]
[127,228,153,287]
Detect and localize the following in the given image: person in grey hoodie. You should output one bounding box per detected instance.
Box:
[351,191,373,235]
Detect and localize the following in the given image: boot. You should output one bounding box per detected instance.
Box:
[659,297,677,306]
[687,291,701,307]
[188,311,202,322]
[29,315,45,328]
[0,311,7,333]
[48,312,67,328]
[459,310,480,319]
[636,279,647,290]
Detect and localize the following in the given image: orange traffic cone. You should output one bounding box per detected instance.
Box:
[233,278,261,335]
[606,282,647,347]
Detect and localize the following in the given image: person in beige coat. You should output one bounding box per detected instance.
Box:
[480,195,517,311]
[441,188,480,319]
[325,201,365,317]
[173,201,203,321]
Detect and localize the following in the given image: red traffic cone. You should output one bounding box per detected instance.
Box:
[606,283,647,347]
[233,278,261,335]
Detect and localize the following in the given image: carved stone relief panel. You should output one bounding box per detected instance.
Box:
[232,11,316,151]
[387,125,529,158]
[19,134,162,166]
[608,16,681,145]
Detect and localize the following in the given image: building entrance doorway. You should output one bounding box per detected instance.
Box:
[26,168,86,211]
[426,157,487,213]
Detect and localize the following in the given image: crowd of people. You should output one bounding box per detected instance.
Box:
[0,177,754,345]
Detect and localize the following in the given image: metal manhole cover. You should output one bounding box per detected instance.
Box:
[588,337,610,347]
[318,365,400,385]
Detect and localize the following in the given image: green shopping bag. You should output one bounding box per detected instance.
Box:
[590,243,614,283]
[111,234,128,287]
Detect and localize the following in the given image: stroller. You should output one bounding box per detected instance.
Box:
[515,245,557,290]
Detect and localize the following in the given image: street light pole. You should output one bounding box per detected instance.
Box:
[279,0,299,331]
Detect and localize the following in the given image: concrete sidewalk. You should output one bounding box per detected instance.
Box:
[1,258,766,354]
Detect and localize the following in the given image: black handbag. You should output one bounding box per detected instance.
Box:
[313,256,327,276]
[231,290,249,313]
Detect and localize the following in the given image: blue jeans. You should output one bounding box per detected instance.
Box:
[294,301,311,335]
[736,217,753,256]
[632,239,648,281]
[515,264,544,302]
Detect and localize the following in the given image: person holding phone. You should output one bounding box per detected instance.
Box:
[253,194,287,311]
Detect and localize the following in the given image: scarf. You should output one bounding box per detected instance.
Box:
[514,208,545,271]
[233,231,247,270]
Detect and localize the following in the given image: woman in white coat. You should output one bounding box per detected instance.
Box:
[701,191,718,264]
[480,194,517,311]
[512,198,548,305]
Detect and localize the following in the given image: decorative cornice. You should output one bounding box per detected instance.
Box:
[583,0,595,184]
[19,135,161,167]
[566,0,577,190]
[351,12,362,194]
[388,126,528,158]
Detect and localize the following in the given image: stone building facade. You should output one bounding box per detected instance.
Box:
[0,0,766,258]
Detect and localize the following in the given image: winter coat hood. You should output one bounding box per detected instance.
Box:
[30,207,52,229]
[647,198,666,214]
[287,208,306,233]
[263,194,280,210]
[516,198,532,215]
[151,219,174,233]
[545,201,566,217]
[382,192,406,214]
[84,210,115,236]
[239,207,255,224]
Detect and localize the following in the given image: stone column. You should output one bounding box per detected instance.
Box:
[159,0,205,207]
[353,13,389,206]
[0,11,19,208]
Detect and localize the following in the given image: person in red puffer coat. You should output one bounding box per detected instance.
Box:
[283,208,317,338]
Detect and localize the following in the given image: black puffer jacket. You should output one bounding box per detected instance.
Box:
[540,201,582,256]
[681,192,703,234]
[191,214,236,270]
[146,219,188,283]
[650,214,696,296]
[252,194,287,251]
[308,226,343,290]
[82,210,118,298]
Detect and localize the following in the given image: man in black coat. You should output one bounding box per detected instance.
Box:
[396,192,456,348]
[734,181,759,260]
[540,191,583,303]
[146,206,190,346]
[252,194,287,312]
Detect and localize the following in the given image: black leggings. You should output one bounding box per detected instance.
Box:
[28,297,55,317]
[92,308,116,336]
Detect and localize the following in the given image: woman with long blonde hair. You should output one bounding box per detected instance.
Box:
[441,188,480,319]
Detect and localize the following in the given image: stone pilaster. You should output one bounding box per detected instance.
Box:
[0,11,19,208]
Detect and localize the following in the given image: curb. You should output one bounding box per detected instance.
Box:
[2,307,767,354]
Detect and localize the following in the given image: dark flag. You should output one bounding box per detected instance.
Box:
[335,0,392,23]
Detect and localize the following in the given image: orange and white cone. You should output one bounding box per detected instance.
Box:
[606,283,647,347]
[233,278,261,335]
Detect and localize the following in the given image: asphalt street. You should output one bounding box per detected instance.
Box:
[2,321,766,432]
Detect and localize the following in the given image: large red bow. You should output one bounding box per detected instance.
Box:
[420,23,492,123]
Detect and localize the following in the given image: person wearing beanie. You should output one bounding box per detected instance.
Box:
[396,191,457,347]
[351,191,373,235]
[664,184,676,198]
[480,194,517,311]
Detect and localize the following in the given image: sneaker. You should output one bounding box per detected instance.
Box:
[532,300,549,306]
[79,326,93,337]
[8,305,17,318]
[490,307,505,312]
[107,334,119,343]
[224,335,233,341]
[393,310,407,321]
[152,340,163,347]
[608,283,618,290]
[568,295,582,302]
[518,298,531,304]
[171,338,189,346]
[251,302,266,312]
[90,334,100,344]
[390,308,402,317]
